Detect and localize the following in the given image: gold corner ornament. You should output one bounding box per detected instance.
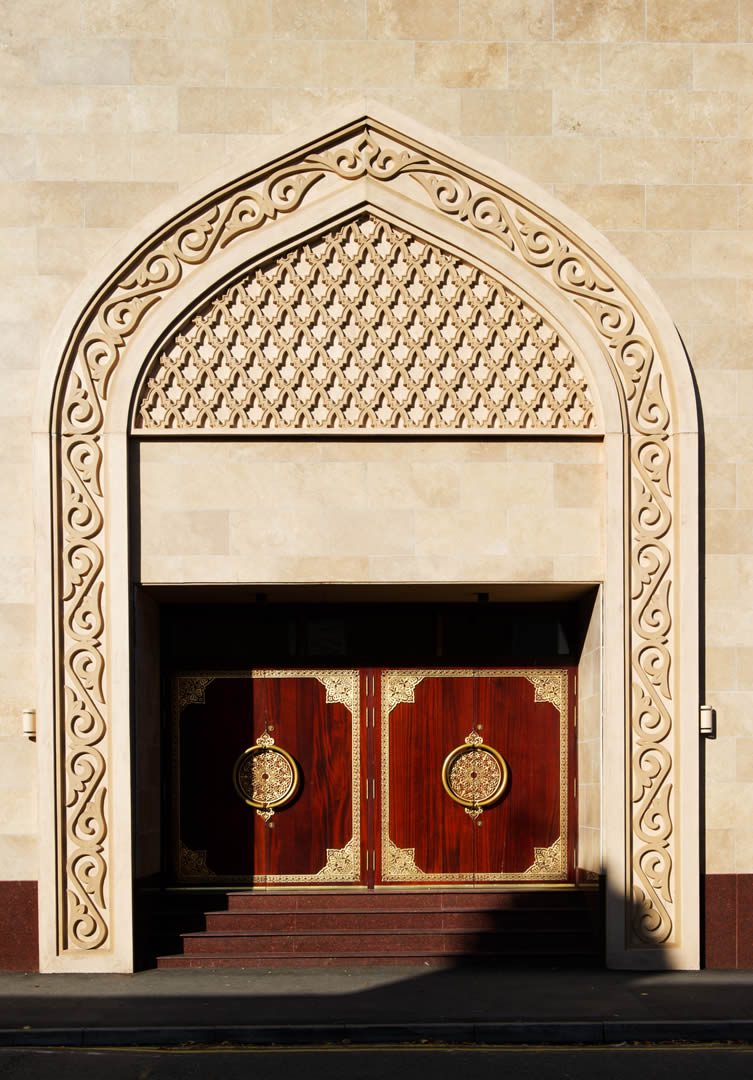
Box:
[233,732,300,823]
[441,731,509,820]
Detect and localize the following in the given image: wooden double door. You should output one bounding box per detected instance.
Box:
[173,667,575,887]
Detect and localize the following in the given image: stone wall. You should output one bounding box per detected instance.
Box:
[1,2,751,908]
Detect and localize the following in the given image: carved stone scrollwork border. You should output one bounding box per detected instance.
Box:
[47,115,689,961]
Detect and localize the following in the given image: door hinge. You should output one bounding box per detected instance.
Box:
[573,777,577,799]
[371,778,376,800]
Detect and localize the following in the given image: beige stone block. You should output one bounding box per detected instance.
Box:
[601,137,693,184]
[508,43,600,88]
[130,39,228,86]
[0,469,32,549]
[0,274,73,332]
[0,36,37,86]
[80,86,178,134]
[706,779,738,829]
[461,90,551,135]
[648,0,738,42]
[646,185,737,229]
[647,91,739,137]
[507,509,601,557]
[461,0,551,41]
[0,740,36,796]
[0,556,32,604]
[459,462,554,507]
[704,464,737,510]
[36,226,121,277]
[694,45,753,91]
[0,419,32,464]
[0,136,35,182]
[81,0,176,35]
[578,737,600,785]
[505,441,603,464]
[268,0,364,37]
[0,0,80,35]
[448,135,509,165]
[606,230,692,277]
[0,835,37,879]
[148,511,229,556]
[705,425,753,466]
[705,645,737,691]
[554,184,643,229]
[736,648,753,689]
[704,828,735,874]
[416,43,507,88]
[374,89,463,134]
[734,785,753,870]
[554,0,644,42]
[320,41,415,88]
[651,276,737,329]
[555,90,645,137]
[178,87,355,135]
[0,86,83,134]
[228,40,323,86]
[37,37,130,85]
[412,504,509,558]
[695,370,739,416]
[0,373,37,420]
[507,135,601,183]
[0,229,35,277]
[693,140,753,185]
[737,466,753,507]
[705,555,741,603]
[175,0,270,37]
[578,783,600,830]
[577,828,601,874]
[693,233,753,279]
[83,181,178,228]
[553,464,602,507]
[736,738,753,782]
[741,187,753,231]
[129,134,227,184]
[743,0,753,39]
[601,43,693,89]
[36,134,131,182]
[0,182,83,228]
[690,324,753,372]
[368,0,459,39]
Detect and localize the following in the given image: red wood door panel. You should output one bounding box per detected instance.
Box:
[174,674,255,882]
[378,669,572,886]
[250,670,362,885]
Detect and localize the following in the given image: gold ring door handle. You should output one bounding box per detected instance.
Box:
[233,732,300,823]
[441,731,509,820]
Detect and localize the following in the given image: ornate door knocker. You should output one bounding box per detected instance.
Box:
[441,731,509,820]
[233,732,300,823]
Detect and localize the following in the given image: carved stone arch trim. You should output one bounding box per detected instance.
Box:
[35,103,700,972]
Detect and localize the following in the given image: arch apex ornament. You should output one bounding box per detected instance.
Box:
[42,108,699,969]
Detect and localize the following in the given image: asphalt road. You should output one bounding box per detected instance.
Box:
[2,1045,753,1079]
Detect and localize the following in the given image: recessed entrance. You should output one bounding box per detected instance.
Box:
[133,588,596,965]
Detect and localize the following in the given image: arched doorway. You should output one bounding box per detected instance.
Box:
[35,106,700,971]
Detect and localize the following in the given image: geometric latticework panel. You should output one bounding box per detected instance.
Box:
[134,215,596,433]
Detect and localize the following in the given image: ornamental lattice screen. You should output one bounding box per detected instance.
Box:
[40,111,698,971]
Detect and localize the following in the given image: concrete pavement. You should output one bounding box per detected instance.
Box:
[2,965,753,1047]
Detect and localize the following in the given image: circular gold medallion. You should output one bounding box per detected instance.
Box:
[233,736,299,815]
[441,737,508,812]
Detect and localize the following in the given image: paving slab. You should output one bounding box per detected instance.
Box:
[1,967,753,1047]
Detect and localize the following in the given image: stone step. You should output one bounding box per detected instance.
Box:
[204,908,592,933]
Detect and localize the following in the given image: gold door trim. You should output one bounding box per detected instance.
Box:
[381,669,569,883]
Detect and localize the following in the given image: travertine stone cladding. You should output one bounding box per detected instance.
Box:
[0,1,750,896]
[137,439,605,585]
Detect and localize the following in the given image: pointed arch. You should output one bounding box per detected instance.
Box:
[35,105,699,971]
